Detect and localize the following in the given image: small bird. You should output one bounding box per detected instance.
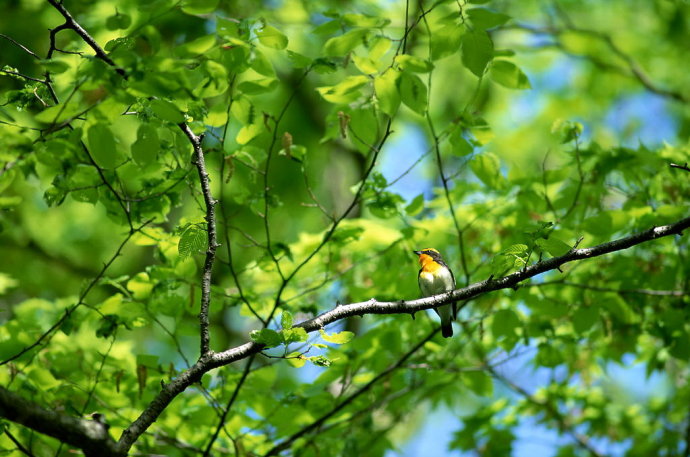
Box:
[413,248,457,338]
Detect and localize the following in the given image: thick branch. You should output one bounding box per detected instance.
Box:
[114,215,690,453]
[0,387,120,457]
[180,124,218,357]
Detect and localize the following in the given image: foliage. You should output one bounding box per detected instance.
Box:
[0,0,689,456]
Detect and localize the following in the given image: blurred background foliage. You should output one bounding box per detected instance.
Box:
[0,0,689,455]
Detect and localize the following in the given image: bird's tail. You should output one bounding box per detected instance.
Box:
[441,303,454,338]
[441,321,453,338]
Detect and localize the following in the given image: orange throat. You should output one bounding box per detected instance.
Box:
[418,254,443,273]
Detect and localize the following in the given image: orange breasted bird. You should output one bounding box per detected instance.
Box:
[413,248,457,338]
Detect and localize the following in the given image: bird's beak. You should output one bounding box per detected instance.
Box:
[413,250,422,255]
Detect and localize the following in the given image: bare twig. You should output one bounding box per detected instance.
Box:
[46,0,125,76]
[4,428,37,457]
[670,163,690,173]
[0,33,40,59]
[179,124,218,357]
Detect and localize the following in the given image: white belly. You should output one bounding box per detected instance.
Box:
[419,268,454,297]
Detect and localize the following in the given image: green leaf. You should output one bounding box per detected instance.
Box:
[250,328,283,348]
[256,24,288,50]
[308,355,332,367]
[551,119,583,144]
[572,306,599,334]
[368,191,404,219]
[231,96,258,125]
[39,59,70,74]
[287,351,306,368]
[491,309,521,338]
[287,50,312,68]
[131,124,159,166]
[0,168,16,194]
[449,132,474,156]
[462,371,493,396]
[106,12,132,30]
[374,69,401,116]
[536,342,564,367]
[395,54,434,73]
[136,353,159,368]
[430,24,464,61]
[368,36,391,60]
[178,225,208,259]
[236,124,263,145]
[536,237,571,257]
[175,35,216,57]
[489,60,531,89]
[342,13,389,28]
[320,329,355,344]
[127,273,154,300]
[324,29,368,56]
[87,123,122,169]
[470,152,502,188]
[316,75,369,104]
[461,30,493,77]
[34,103,82,124]
[284,327,308,344]
[467,8,511,29]
[398,71,427,114]
[330,226,365,245]
[405,194,425,216]
[181,0,219,15]
[150,99,185,123]
[281,311,293,330]
[96,314,120,338]
[352,55,379,75]
[237,78,278,94]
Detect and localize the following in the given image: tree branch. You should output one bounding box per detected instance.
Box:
[0,387,120,457]
[179,124,218,357]
[112,214,689,453]
[670,162,690,173]
[45,0,125,76]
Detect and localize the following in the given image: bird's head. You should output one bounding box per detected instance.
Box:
[413,248,443,266]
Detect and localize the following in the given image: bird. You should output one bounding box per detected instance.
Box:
[413,248,457,338]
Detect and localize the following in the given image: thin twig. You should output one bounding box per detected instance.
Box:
[46,0,125,76]
[0,33,40,59]
[179,124,218,357]
[670,163,690,173]
[4,428,37,457]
